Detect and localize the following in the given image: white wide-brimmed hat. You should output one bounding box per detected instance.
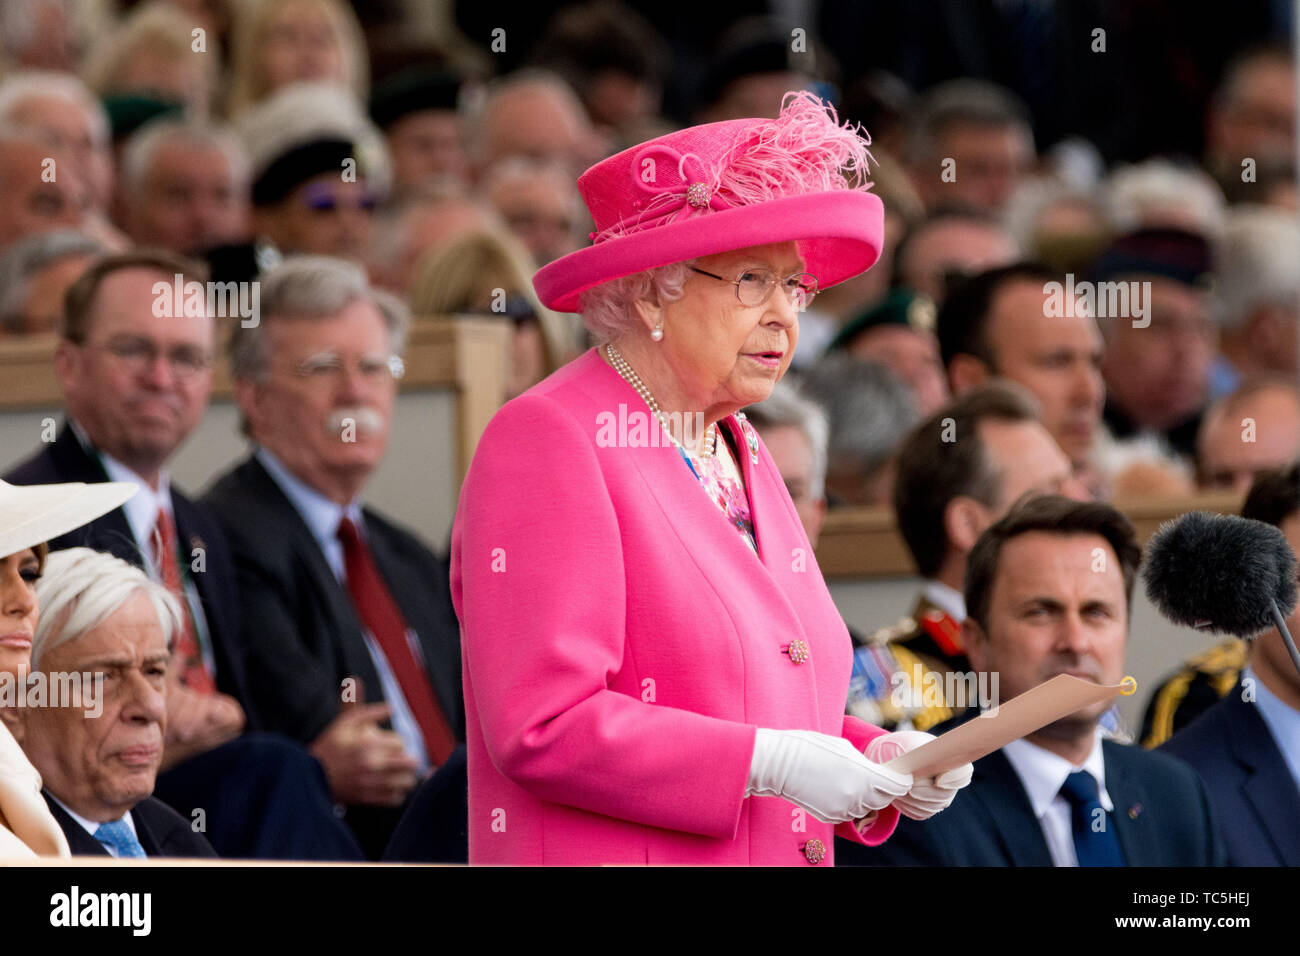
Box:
[0,479,137,560]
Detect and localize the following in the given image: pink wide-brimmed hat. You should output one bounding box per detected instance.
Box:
[533,91,885,313]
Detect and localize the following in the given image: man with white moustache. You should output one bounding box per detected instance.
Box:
[204,256,465,858]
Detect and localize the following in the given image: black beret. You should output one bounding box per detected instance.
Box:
[369,68,461,130]
[1089,227,1213,288]
[252,137,358,207]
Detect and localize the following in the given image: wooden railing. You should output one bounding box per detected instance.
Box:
[402,316,513,481]
[0,333,61,407]
[814,493,1246,578]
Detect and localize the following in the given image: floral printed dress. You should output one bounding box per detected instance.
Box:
[677,415,757,555]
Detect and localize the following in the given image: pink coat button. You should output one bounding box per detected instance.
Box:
[785,639,810,663]
[802,839,826,864]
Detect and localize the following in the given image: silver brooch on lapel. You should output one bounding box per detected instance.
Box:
[735,411,759,465]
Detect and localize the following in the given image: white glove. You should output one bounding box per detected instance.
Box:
[747,728,914,824]
[864,730,974,821]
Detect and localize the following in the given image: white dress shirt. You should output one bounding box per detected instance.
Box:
[1247,664,1300,794]
[1002,727,1112,867]
[69,421,215,677]
[256,448,431,774]
[47,794,140,858]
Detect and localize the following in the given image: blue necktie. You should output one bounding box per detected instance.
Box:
[1059,770,1125,866]
[94,819,146,858]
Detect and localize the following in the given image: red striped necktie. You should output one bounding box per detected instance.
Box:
[152,505,215,694]
[336,515,455,764]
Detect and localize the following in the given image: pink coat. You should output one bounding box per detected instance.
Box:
[450,348,899,864]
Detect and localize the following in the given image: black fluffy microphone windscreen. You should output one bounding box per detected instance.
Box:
[1143,511,1299,637]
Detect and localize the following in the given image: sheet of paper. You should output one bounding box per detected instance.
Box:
[884,675,1129,778]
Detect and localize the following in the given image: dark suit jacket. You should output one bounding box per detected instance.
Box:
[840,732,1226,866]
[43,793,217,858]
[5,424,257,724]
[1161,682,1300,866]
[381,744,468,864]
[201,454,464,746]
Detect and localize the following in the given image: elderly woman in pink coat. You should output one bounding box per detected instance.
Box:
[451,91,973,865]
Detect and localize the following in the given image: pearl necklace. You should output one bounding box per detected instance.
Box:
[605,343,717,457]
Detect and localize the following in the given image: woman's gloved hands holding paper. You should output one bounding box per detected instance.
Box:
[864,730,975,821]
[747,728,914,823]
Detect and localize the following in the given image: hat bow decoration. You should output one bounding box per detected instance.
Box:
[591,146,731,243]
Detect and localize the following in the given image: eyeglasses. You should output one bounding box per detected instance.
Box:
[291,351,405,383]
[300,183,379,214]
[689,266,819,311]
[86,337,213,378]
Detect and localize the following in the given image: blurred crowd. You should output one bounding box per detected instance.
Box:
[0,0,1298,865]
[0,0,1296,498]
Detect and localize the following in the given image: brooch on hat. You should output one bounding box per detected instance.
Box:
[685,182,711,208]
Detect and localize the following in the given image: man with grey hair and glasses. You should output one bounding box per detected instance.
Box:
[205,255,465,859]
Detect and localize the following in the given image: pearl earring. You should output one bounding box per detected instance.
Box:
[651,324,664,341]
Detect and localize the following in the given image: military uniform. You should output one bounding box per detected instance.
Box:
[848,594,970,732]
[1139,638,1246,748]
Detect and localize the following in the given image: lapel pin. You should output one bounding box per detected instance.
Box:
[735,412,759,465]
[1128,802,1143,820]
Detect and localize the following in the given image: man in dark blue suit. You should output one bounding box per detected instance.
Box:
[5,250,360,860]
[840,495,1225,866]
[43,795,216,858]
[202,255,466,860]
[1161,463,1300,866]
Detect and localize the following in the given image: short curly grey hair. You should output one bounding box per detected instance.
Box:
[229,255,409,383]
[578,261,691,343]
